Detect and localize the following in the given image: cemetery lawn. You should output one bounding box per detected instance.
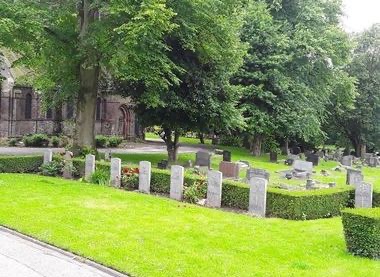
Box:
[0,174,379,277]
[114,146,380,193]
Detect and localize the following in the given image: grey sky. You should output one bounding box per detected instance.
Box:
[342,0,380,33]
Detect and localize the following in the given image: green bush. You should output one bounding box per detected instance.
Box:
[373,191,380,207]
[184,178,207,203]
[72,158,110,178]
[222,181,354,220]
[40,160,63,177]
[8,138,18,146]
[0,155,43,173]
[23,134,50,147]
[108,136,123,148]
[219,134,243,147]
[90,169,110,185]
[50,136,60,147]
[342,208,380,259]
[95,135,108,148]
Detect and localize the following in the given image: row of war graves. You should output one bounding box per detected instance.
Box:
[44,150,374,217]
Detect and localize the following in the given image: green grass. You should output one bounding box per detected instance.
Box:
[0,174,378,276]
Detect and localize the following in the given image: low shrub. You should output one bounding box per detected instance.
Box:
[95,135,108,148]
[90,169,110,185]
[373,191,380,207]
[0,155,43,173]
[184,178,207,203]
[23,134,49,147]
[8,138,18,146]
[40,160,64,177]
[50,136,60,147]
[108,136,123,148]
[342,208,380,259]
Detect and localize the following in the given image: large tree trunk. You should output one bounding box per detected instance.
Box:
[198,133,205,144]
[250,135,263,156]
[53,105,63,135]
[360,144,366,159]
[284,138,289,155]
[73,0,99,151]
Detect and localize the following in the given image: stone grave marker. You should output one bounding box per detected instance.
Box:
[341,155,352,167]
[355,183,373,208]
[346,168,363,187]
[246,168,270,181]
[291,146,302,155]
[139,161,151,193]
[293,160,313,173]
[219,161,239,179]
[170,165,184,201]
[104,150,112,161]
[248,177,268,218]
[85,154,96,182]
[110,158,122,188]
[368,156,379,167]
[43,150,53,165]
[207,170,223,208]
[62,151,73,179]
[223,150,232,162]
[306,153,319,166]
[195,151,211,168]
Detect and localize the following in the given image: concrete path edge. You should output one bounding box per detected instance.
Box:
[0,226,129,277]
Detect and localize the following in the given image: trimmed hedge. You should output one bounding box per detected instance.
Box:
[342,208,380,259]
[72,158,110,178]
[373,191,380,207]
[0,155,43,173]
[222,181,354,220]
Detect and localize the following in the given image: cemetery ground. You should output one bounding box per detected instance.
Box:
[0,174,379,277]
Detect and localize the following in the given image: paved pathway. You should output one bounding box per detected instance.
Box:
[0,228,126,277]
[0,142,213,156]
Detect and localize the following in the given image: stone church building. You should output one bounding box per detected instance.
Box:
[0,55,139,139]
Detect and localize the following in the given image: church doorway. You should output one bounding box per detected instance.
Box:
[118,105,133,139]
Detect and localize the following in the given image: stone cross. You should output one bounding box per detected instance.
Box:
[110,158,122,188]
[355,183,373,208]
[249,177,268,218]
[170,165,184,201]
[139,161,151,193]
[85,154,96,182]
[206,170,223,208]
[62,151,73,179]
[346,168,363,187]
[43,149,53,165]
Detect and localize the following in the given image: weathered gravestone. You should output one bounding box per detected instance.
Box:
[291,146,302,155]
[104,150,112,161]
[364,153,372,165]
[248,177,268,217]
[346,168,363,187]
[207,170,223,208]
[306,153,319,166]
[43,150,53,165]
[368,156,379,167]
[85,154,96,182]
[246,168,270,181]
[170,165,184,201]
[139,161,151,193]
[62,151,73,179]
[219,161,239,179]
[223,150,232,162]
[195,151,211,168]
[110,158,122,188]
[341,155,352,167]
[293,160,313,173]
[355,183,373,208]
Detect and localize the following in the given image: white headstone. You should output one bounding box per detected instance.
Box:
[110,158,122,188]
[207,170,223,208]
[293,160,313,173]
[85,154,96,182]
[249,177,268,217]
[62,151,73,179]
[139,161,151,193]
[43,150,53,165]
[355,183,373,208]
[170,165,184,201]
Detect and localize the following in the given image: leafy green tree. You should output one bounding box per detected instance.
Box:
[0,0,177,150]
[328,24,380,156]
[125,0,246,162]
